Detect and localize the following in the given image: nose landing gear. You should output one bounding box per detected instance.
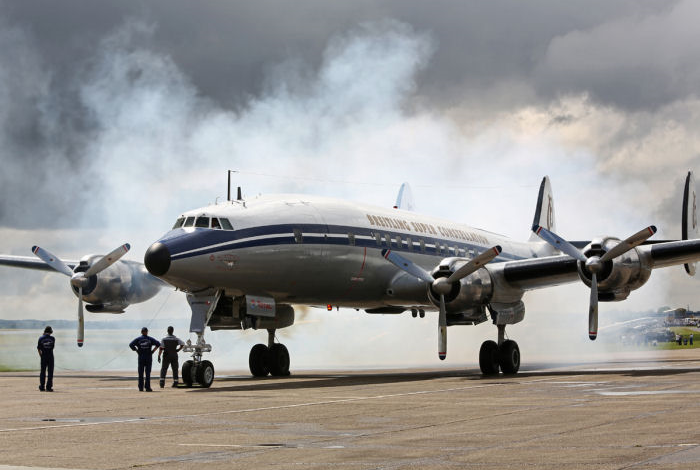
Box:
[249,329,291,377]
[181,333,214,388]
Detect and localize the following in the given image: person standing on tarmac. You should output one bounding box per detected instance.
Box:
[37,326,55,392]
[158,326,185,388]
[129,327,160,392]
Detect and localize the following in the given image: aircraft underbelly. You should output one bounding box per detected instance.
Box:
[170,244,429,306]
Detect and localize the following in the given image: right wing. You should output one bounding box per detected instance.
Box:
[0,255,78,272]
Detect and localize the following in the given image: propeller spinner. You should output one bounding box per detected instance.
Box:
[31,244,131,347]
[533,225,656,340]
[382,246,502,360]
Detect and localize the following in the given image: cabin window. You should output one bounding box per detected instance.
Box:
[172,217,184,229]
[195,217,210,228]
[220,218,234,230]
[211,218,222,229]
[348,233,356,246]
[383,234,391,247]
[183,217,195,227]
[293,229,303,244]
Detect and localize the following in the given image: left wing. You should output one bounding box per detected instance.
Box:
[0,255,78,272]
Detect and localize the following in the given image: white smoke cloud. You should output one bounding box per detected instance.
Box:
[1,16,699,371]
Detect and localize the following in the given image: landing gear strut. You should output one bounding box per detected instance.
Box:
[181,332,214,388]
[479,324,520,375]
[248,329,290,377]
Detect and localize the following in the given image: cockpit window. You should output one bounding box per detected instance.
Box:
[172,217,184,229]
[183,216,195,227]
[211,218,222,229]
[219,218,234,230]
[195,217,210,228]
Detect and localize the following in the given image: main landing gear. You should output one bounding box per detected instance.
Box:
[249,329,290,377]
[479,324,520,375]
[181,333,215,388]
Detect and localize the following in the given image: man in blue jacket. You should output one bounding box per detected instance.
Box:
[129,327,161,391]
[37,326,55,392]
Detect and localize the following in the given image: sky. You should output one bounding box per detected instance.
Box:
[1,0,699,370]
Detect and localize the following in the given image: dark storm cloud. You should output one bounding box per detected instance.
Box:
[0,0,697,230]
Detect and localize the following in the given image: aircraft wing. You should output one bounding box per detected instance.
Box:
[0,255,78,272]
[493,239,700,291]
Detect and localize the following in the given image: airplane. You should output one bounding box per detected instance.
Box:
[0,244,165,346]
[142,172,700,387]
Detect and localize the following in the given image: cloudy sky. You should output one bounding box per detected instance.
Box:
[1,1,699,370]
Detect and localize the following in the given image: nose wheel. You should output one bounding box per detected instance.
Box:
[479,325,520,375]
[248,329,291,377]
[181,333,214,387]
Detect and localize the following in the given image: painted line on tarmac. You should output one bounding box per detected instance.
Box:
[0,466,84,470]
[0,382,502,433]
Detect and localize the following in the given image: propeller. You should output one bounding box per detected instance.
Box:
[31,243,131,347]
[383,245,502,360]
[533,225,656,340]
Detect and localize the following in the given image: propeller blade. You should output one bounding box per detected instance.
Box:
[381,249,434,283]
[31,246,73,276]
[446,245,502,283]
[438,294,447,360]
[599,226,657,263]
[84,244,131,277]
[589,273,598,341]
[77,286,84,347]
[532,225,587,262]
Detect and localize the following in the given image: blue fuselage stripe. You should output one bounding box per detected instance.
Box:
[162,224,522,262]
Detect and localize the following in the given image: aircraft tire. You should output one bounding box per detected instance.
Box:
[249,343,270,377]
[479,340,500,375]
[182,360,194,387]
[498,340,520,374]
[266,343,290,376]
[195,360,215,388]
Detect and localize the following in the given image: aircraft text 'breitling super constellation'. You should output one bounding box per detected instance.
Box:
[143,173,700,387]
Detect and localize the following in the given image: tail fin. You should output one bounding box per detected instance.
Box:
[529,176,556,241]
[682,170,697,275]
[393,182,415,211]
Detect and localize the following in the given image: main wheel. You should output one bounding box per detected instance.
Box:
[266,343,290,376]
[182,360,194,387]
[498,340,520,374]
[479,340,500,375]
[195,360,215,388]
[249,343,270,377]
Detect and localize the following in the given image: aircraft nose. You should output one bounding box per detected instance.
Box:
[144,242,171,276]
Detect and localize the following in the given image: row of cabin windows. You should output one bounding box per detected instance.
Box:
[291,229,474,256]
[172,216,234,230]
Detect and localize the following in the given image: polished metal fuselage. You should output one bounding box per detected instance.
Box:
[154,194,557,309]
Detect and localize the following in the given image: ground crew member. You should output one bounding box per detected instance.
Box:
[37,326,55,392]
[129,327,160,392]
[158,326,185,388]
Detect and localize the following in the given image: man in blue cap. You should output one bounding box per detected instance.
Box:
[37,326,55,392]
[129,327,160,391]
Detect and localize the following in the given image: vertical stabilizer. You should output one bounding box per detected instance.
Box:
[682,171,697,275]
[529,176,556,241]
[394,182,415,211]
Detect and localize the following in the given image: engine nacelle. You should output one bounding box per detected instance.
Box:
[70,256,162,311]
[427,257,494,313]
[577,237,652,301]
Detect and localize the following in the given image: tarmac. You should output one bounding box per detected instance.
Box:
[2,350,700,469]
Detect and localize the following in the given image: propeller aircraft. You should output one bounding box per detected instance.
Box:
[137,172,700,387]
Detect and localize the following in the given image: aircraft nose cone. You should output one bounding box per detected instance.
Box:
[144,242,171,276]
